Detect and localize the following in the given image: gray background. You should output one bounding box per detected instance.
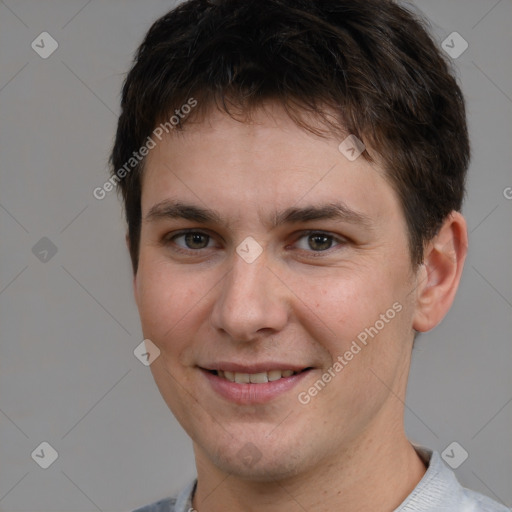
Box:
[0,0,511,510]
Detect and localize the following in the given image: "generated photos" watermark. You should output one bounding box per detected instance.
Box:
[298,301,403,405]
[93,97,198,200]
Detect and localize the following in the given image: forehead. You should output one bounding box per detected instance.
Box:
[141,105,400,227]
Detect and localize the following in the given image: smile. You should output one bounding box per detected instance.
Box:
[213,369,299,383]
[201,367,312,404]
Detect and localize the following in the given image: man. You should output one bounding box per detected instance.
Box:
[110,0,508,510]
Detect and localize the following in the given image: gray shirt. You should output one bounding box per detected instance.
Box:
[133,448,510,511]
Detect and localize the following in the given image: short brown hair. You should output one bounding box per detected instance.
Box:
[110,0,470,273]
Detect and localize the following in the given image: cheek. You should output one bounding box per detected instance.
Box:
[294,263,413,375]
[298,275,412,422]
[295,269,396,340]
[135,252,202,347]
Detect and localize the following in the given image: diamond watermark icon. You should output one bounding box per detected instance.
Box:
[31,32,59,59]
[31,441,58,469]
[236,442,262,468]
[338,134,365,161]
[441,32,468,59]
[32,237,58,263]
[441,441,468,469]
[134,339,161,366]
[236,236,263,264]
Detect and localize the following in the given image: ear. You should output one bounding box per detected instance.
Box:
[126,233,139,305]
[412,211,468,332]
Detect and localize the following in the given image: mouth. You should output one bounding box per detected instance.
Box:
[207,368,309,383]
[200,366,313,404]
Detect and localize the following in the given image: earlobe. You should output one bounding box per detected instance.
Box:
[412,211,468,332]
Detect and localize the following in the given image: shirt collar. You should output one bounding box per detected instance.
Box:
[394,445,462,511]
[174,479,196,512]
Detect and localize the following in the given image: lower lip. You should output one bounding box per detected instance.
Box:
[201,369,312,405]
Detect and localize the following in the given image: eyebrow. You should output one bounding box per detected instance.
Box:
[272,203,373,229]
[145,199,373,229]
[145,200,223,224]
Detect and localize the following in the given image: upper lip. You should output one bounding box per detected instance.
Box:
[200,362,311,373]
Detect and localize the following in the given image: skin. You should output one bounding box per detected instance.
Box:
[131,103,468,512]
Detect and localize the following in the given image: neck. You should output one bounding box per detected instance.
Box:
[192,421,426,512]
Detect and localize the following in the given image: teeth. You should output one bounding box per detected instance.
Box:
[216,369,298,383]
[249,372,268,383]
[224,371,235,382]
[267,370,282,382]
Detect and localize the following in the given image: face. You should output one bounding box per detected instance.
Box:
[134,105,420,480]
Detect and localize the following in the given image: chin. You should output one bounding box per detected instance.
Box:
[221,458,304,482]
[207,440,308,482]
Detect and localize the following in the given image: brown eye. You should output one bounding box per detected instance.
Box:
[170,231,213,250]
[183,232,210,249]
[307,234,333,251]
[292,231,346,254]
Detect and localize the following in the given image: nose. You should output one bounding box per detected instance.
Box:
[210,251,289,342]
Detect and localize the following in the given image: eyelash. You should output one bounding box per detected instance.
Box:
[164,229,347,255]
